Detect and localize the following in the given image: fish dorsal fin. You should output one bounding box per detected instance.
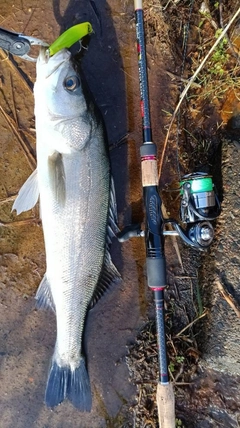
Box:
[35,274,55,312]
[12,169,39,215]
[89,176,121,308]
[48,151,66,206]
[89,251,121,309]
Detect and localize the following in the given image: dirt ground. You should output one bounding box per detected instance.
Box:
[0,0,240,427]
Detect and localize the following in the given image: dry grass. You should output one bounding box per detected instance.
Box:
[158,4,240,177]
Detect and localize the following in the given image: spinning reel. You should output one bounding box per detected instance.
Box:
[166,172,221,250]
[118,172,221,251]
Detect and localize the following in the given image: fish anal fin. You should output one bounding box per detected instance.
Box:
[35,274,55,312]
[12,169,39,215]
[48,151,66,206]
[89,251,121,309]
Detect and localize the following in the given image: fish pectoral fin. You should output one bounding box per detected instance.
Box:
[35,274,55,312]
[48,151,66,206]
[89,251,121,309]
[12,169,39,215]
[45,357,92,411]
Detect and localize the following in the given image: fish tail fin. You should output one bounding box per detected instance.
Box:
[45,357,92,411]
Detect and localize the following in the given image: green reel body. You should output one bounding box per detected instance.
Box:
[179,173,220,248]
[180,173,218,223]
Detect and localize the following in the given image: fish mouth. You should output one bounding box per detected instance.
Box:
[38,47,71,79]
[46,58,69,79]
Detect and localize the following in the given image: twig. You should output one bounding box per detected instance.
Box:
[175,310,208,337]
[22,7,36,34]
[163,0,181,11]
[9,72,18,126]
[174,276,197,279]
[174,381,191,386]
[23,128,36,143]
[158,5,240,179]
[0,105,36,170]
[166,71,201,89]
[168,368,175,381]
[0,218,40,227]
[174,364,184,382]
[216,279,240,318]
[189,278,198,317]
[0,195,17,205]
[219,0,239,61]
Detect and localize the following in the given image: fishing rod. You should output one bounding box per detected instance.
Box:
[117,0,221,426]
[133,1,174,425]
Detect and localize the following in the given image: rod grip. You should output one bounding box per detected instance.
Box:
[141,159,158,186]
[157,382,175,428]
[141,143,159,186]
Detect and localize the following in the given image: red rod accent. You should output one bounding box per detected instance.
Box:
[141,155,156,161]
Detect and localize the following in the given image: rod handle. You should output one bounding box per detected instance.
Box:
[141,158,158,186]
[157,382,175,428]
[140,143,159,186]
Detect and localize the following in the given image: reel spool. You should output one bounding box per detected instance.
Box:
[180,173,220,223]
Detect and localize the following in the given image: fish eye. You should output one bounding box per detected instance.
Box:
[64,75,80,91]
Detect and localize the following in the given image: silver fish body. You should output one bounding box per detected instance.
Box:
[13,48,120,410]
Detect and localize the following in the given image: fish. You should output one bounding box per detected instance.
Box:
[12,47,120,410]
